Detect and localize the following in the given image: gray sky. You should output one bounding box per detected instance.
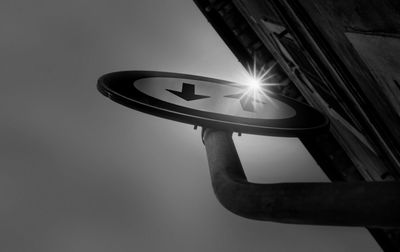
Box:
[0,0,381,251]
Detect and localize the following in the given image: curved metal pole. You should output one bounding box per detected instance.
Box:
[202,128,400,227]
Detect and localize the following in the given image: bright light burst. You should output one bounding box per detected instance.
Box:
[239,57,281,109]
[246,76,262,91]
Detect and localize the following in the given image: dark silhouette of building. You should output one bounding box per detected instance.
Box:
[194,0,400,250]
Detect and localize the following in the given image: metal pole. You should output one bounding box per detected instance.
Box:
[202,128,400,227]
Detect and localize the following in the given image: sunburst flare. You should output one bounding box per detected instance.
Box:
[239,57,282,109]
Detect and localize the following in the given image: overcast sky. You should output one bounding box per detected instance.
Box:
[0,0,381,251]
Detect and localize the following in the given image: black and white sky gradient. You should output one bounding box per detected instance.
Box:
[1,0,381,251]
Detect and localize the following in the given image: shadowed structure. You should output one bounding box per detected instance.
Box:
[194,0,400,249]
[203,128,400,227]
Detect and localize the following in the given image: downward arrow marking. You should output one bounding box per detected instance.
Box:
[225,92,267,113]
[167,83,210,101]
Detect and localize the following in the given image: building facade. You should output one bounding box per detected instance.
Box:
[194,0,400,250]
